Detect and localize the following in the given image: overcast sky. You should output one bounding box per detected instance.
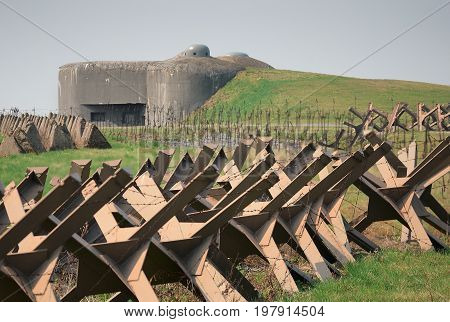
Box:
[0,0,449,113]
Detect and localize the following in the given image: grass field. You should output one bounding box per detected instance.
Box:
[280,249,449,302]
[152,249,450,302]
[0,140,142,190]
[201,69,450,117]
[0,138,202,194]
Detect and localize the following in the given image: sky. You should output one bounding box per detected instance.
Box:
[0,0,449,113]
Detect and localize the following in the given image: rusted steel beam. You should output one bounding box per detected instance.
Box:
[351,133,449,250]
[0,175,81,260]
[60,165,222,302]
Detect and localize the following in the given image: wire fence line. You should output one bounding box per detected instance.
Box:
[1,101,448,152]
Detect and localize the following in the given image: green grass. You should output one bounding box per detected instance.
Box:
[201,68,450,117]
[0,140,142,192]
[281,250,450,302]
[0,138,198,193]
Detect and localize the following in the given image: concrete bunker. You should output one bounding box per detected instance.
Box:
[58,45,272,125]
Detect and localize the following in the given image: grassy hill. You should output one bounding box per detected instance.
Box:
[201,69,450,116]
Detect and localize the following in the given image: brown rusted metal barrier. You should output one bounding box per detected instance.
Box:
[0,134,448,302]
[344,102,449,148]
[350,132,449,251]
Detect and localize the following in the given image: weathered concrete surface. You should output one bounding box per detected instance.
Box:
[0,122,45,157]
[0,135,23,156]
[67,116,86,147]
[21,121,46,153]
[40,120,74,151]
[146,57,243,123]
[0,113,111,157]
[58,61,149,121]
[78,123,111,149]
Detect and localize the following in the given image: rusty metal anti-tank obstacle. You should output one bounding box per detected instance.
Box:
[0,134,448,302]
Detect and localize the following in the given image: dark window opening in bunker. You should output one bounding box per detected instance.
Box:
[193,52,196,55]
[84,103,146,126]
[123,113,136,124]
[91,112,105,122]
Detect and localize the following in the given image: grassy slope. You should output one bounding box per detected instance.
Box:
[202,69,450,115]
[282,250,449,302]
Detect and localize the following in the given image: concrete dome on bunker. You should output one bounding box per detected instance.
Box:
[183,44,210,57]
[224,52,249,57]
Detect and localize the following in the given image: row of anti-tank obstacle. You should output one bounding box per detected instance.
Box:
[0,113,111,157]
[97,101,449,150]
[0,101,448,157]
[338,102,449,147]
[0,132,448,301]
